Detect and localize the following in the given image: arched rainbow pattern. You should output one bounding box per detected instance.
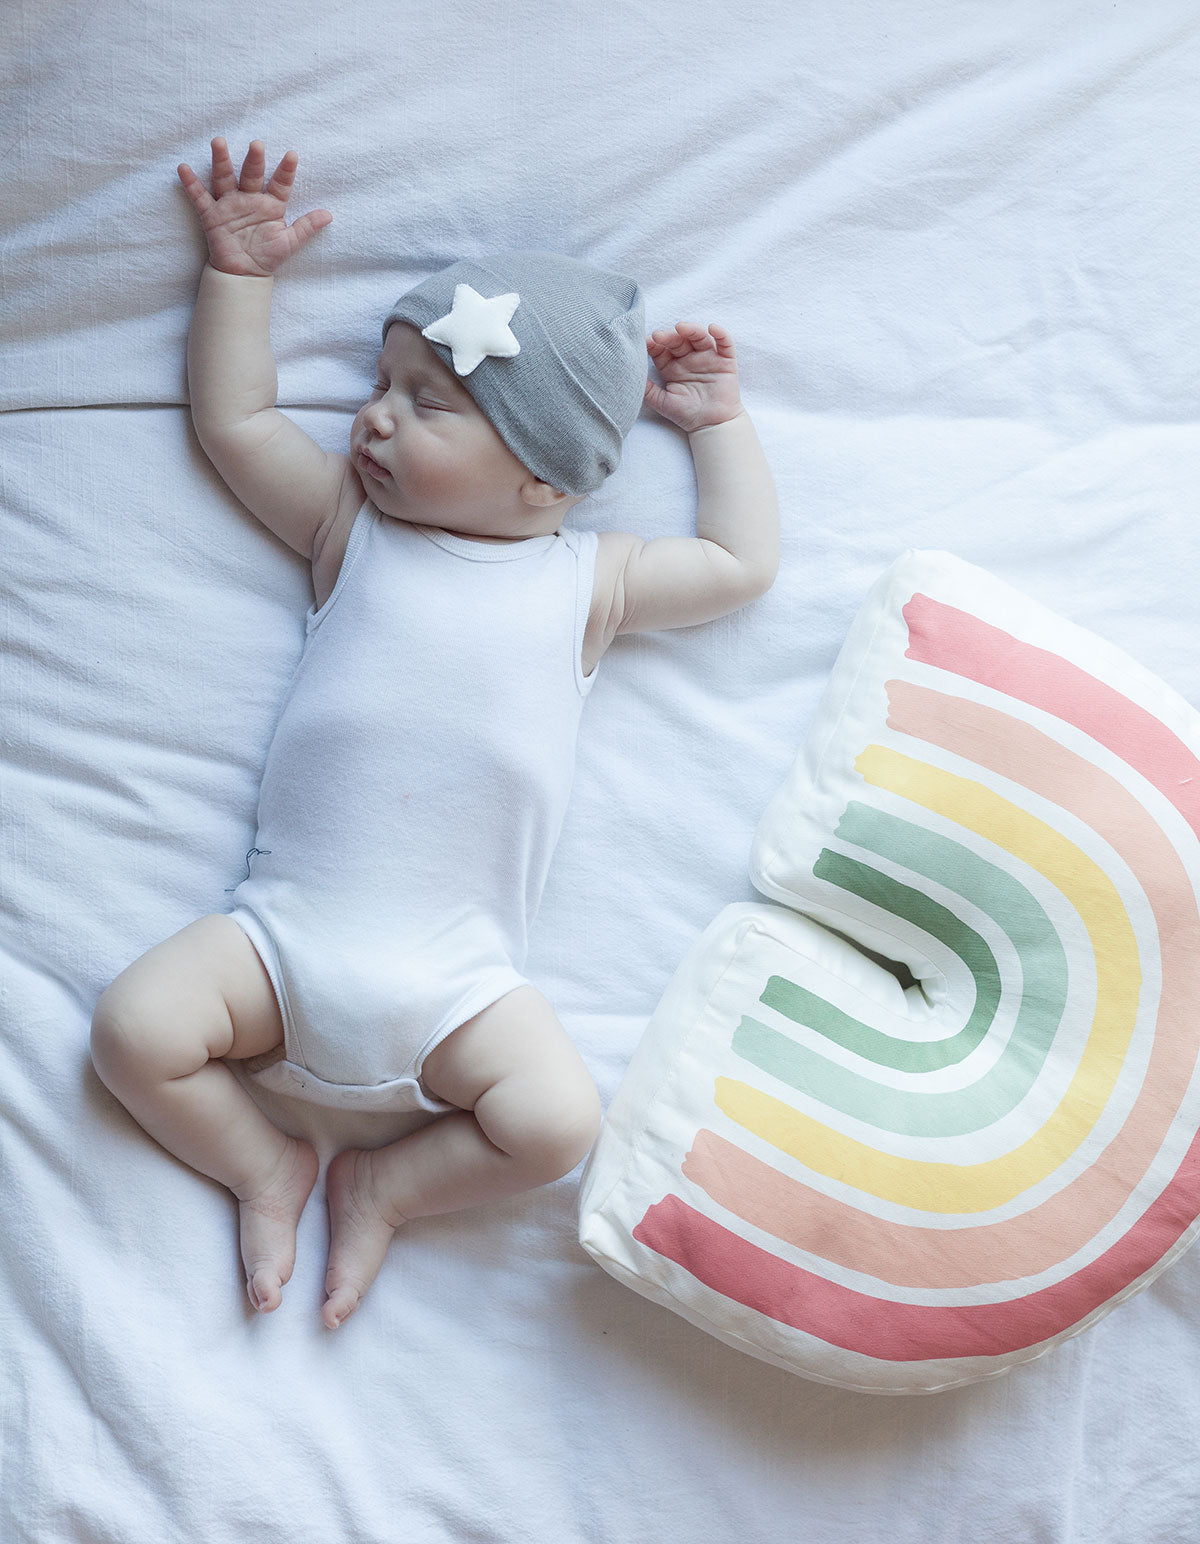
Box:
[629,580,1200,1377]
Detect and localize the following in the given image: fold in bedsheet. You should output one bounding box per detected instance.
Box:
[5,1,1200,1540]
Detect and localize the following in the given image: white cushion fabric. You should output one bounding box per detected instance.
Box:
[581,550,1200,1392]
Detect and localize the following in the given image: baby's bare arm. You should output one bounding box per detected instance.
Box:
[179,138,355,560]
[610,323,779,634]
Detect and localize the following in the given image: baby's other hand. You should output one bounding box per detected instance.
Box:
[177,137,332,279]
[644,322,744,433]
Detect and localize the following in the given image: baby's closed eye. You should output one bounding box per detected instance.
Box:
[372,380,452,412]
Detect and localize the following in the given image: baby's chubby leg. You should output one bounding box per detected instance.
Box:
[323,986,602,1329]
[89,914,318,1313]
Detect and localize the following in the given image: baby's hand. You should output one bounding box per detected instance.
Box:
[177,137,332,279]
[643,322,744,433]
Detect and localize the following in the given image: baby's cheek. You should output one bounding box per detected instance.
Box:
[416,440,471,493]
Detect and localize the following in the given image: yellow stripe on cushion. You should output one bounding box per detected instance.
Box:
[716,745,1140,1213]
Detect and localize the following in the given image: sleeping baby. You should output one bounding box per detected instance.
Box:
[89,137,779,1328]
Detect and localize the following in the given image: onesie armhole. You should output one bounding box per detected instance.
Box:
[306,501,374,635]
[565,527,600,697]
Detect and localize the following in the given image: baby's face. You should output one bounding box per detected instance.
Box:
[351,323,568,542]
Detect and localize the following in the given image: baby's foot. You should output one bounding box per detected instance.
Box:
[323,1147,405,1329]
[237,1135,320,1313]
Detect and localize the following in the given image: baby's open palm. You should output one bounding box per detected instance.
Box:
[644,322,744,434]
[177,137,332,278]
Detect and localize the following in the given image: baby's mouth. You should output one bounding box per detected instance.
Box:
[358,447,391,482]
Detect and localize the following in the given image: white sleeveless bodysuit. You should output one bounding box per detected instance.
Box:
[227,500,599,1113]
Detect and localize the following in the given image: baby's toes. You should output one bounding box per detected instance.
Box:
[322,1284,358,1329]
[323,1147,401,1328]
[248,1268,284,1314]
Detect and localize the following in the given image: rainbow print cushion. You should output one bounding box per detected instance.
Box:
[578,549,1200,1394]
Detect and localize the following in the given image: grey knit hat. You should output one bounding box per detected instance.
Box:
[382,250,646,495]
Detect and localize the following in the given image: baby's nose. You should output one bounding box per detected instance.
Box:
[363,400,392,435]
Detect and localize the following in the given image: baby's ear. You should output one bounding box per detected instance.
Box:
[520,477,571,509]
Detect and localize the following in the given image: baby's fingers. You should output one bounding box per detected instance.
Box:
[265,148,300,204]
[237,139,267,193]
[706,322,736,359]
[674,321,733,358]
[288,207,334,249]
[647,326,693,365]
[674,321,712,348]
[648,322,725,360]
[209,135,239,198]
[176,161,216,215]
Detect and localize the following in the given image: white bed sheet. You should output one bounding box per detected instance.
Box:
[4,1,1200,1539]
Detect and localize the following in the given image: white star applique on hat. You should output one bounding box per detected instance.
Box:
[421,284,522,376]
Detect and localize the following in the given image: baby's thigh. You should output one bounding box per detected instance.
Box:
[94,913,284,1065]
[422,987,602,1167]
[422,986,596,1113]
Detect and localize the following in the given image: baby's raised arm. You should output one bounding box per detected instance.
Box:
[178,138,358,561]
[603,323,779,634]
